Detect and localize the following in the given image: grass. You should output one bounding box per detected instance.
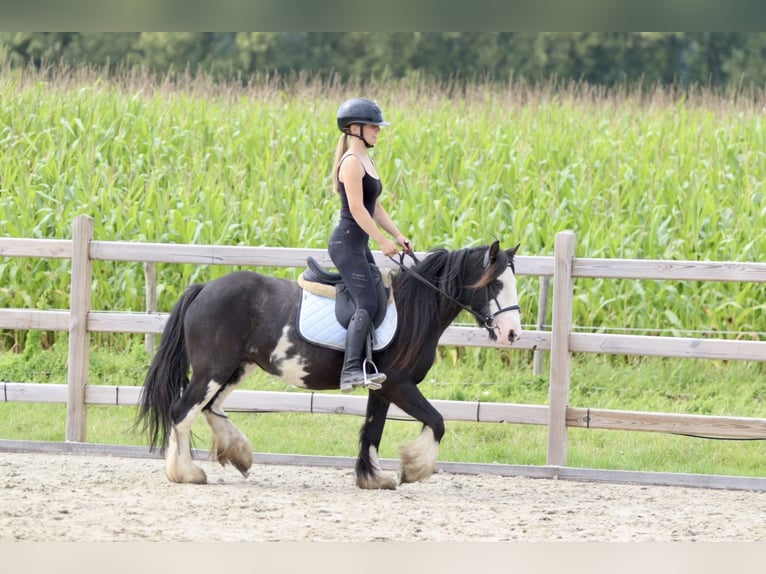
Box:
[1,338,764,477]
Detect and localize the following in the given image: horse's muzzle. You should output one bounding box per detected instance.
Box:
[493,325,521,346]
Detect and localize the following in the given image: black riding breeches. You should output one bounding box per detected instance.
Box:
[328,224,380,319]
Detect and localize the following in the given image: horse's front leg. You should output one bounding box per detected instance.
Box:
[355,391,397,490]
[386,382,445,484]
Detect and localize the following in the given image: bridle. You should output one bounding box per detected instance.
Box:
[483,293,522,337]
[388,251,521,337]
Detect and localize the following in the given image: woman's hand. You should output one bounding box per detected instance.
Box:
[379,237,399,257]
[397,235,413,253]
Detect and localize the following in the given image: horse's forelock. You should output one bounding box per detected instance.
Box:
[468,246,509,289]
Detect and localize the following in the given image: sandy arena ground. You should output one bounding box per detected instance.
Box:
[1,451,765,542]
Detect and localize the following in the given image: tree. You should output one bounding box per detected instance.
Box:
[1,32,765,90]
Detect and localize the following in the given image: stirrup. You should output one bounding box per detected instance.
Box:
[339,363,386,393]
[361,358,386,390]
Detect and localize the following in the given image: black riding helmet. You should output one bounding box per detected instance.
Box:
[336,97,390,147]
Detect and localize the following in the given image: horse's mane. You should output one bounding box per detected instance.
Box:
[389,245,511,369]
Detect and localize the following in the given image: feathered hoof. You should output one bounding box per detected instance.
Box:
[356,471,398,490]
[399,463,435,484]
[399,428,439,483]
[215,443,253,478]
[166,463,207,485]
[231,457,252,478]
[211,425,253,478]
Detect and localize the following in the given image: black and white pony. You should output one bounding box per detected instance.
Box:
[137,240,522,489]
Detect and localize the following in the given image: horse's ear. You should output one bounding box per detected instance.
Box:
[484,240,501,267]
[507,243,520,257]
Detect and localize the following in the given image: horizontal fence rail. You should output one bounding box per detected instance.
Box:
[2,214,766,489]
[5,381,766,440]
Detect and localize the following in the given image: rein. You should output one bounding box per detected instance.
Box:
[388,251,520,335]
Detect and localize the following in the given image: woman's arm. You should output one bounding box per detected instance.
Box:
[373,199,411,251]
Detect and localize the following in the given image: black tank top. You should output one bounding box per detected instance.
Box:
[337,156,383,228]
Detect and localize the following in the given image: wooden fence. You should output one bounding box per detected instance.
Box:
[2,214,766,480]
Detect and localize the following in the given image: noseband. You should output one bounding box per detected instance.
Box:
[389,252,520,337]
[483,293,521,335]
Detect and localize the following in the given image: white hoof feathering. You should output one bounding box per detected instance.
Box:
[357,446,397,490]
[164,380,223,485]
[205,411,253,477]
[165,428,207,484]
[399,427,439,484]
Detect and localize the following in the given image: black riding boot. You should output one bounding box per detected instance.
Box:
[340,309,386,393]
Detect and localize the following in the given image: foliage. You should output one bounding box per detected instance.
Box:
[2,33,766,88]
[1,65,764,352]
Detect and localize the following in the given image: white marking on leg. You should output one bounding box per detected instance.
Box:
[399,426,439,484]
[356,445,397,490]
[270,325,309,387]
[165,381,221,484]
[204,376,253,477]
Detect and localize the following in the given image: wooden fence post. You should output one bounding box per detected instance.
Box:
[532,275,550,376]
[144,262,157,356]
[547,230,576,466]
[66,215,94,442]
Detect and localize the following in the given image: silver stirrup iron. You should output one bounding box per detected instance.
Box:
[362,357,385,390]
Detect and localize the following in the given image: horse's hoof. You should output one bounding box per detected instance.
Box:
[166,467,208,485]
[357,472,397,490]
[214,437,253,477]
[399,428,438,483]
[399,463,435,484]
[233,462,251,478]
[225,452,253,474]
[188,471,208,485]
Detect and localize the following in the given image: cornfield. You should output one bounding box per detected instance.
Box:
[1,64,764,350]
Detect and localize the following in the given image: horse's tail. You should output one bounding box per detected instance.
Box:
[135,284,205,452]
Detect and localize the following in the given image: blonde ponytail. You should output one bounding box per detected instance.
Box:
[332,133,348,194]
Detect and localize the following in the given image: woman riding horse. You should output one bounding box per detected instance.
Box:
[136,240,522,489]
[328,97,412,392]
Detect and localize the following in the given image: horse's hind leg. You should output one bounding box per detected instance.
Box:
[165,376,222,484]
[356,391,397,490]
[203,367,254,477]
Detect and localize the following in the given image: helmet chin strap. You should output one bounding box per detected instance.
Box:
[346,125,374,148]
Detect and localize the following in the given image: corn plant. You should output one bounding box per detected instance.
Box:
[0,64,764,351]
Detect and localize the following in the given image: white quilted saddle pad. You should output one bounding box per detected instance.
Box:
[296,289,398,351]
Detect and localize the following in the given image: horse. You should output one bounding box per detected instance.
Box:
[136,240,522,489]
